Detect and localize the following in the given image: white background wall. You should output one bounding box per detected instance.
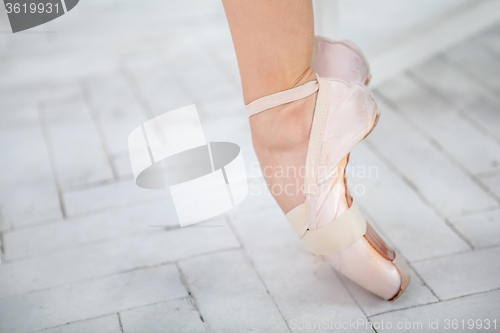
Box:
[314,0,500,85]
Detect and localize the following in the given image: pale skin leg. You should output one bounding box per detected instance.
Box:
[221,0,402,300]
[221,0,317,212]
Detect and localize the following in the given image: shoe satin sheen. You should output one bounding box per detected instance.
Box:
[313,37,371,85]
[312,39,402,300]
[307,81,377,230]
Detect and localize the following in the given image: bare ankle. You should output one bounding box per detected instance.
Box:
[249,92,317,153]
[249,91,317,212]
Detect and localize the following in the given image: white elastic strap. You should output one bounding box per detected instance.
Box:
[285,199,367,255]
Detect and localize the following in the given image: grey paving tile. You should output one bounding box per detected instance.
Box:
[175,65,235,102]
[86,74,147,156]
[111,153,133,178]
[86,73,138,109]
[198,90,244,118]
[62,179,167,217]
[412,247,500,300]
[0,223,238,298]
[40,98,114,189]
[0,50,118,90]
[0,83,74,128]
[411,55,500,142]
[349,143,470,262]
[120,298,205,333]
[0,99,39,129]
[377,74,500,175]
[200,29,240,88]
[200,112,260,174]
[121,51,166,79]
[124,61,193,116]
[478,24,500,54]
[230,177,279,217]
[232,209,374,333]
[446,39,500,92]
[165,39,237,101]
[0,26,48,51]
[32,314,121,333]
[367,96,498,218]
[179,250,290,333]
[371,290,500,333]
[484,174,500,198]
[3,200,179,261]
[451,208,500,249]
[95,100,146,157]
[0,265,186,333]
[0,37,6,60]
[0,125,62,230]
[339,270,438,317]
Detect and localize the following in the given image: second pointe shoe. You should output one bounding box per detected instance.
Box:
[247,77,410,301]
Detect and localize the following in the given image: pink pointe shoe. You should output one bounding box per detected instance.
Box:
[312,36,372,85]
[314,37,411,301]
[247,41,410,301]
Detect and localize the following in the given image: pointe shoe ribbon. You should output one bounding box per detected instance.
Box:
[246,81,319,117]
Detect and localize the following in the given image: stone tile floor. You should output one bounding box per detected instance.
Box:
[1,1,500,332]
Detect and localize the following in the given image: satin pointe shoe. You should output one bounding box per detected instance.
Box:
[312,36,371,85]
[247,77,410,301]
[313,37,411,301]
